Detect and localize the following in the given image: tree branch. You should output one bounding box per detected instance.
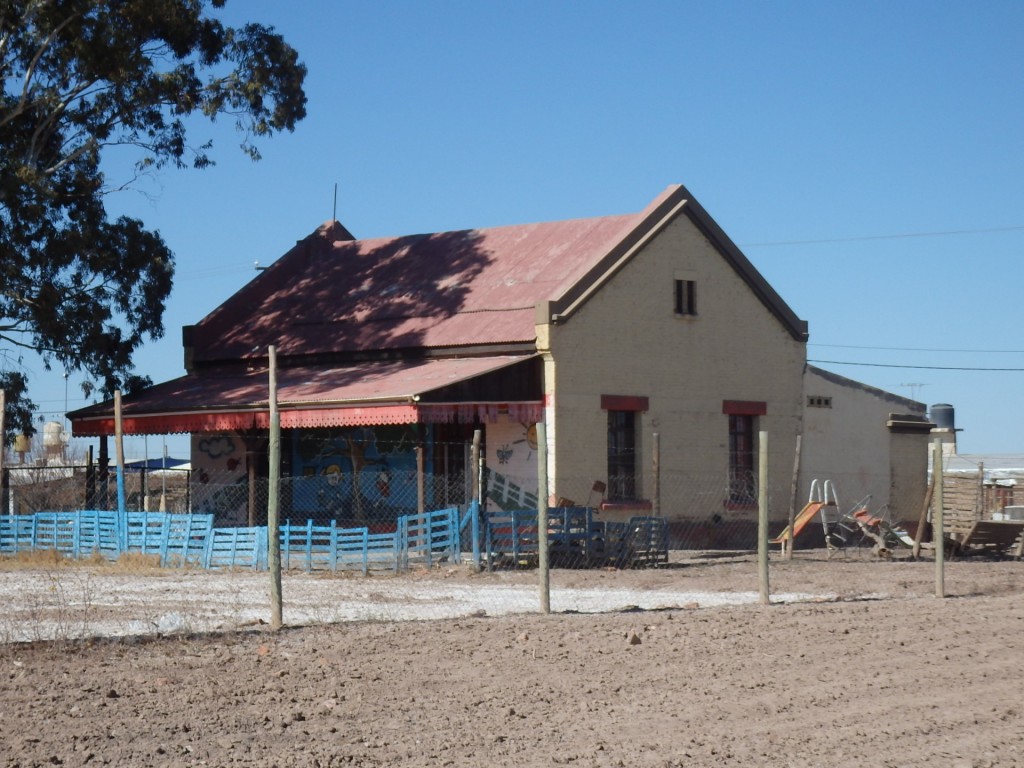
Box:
[27,78,98,166]
[0,10,80,129]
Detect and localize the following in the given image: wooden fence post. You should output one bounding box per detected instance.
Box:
[267,346,283,630]
[758,430,770,605]
[933,438,945,598]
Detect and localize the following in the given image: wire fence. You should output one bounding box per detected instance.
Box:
[0,434,1015,645]
[1,463,806,551]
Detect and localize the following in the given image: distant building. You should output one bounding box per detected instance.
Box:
[801,366,930,528]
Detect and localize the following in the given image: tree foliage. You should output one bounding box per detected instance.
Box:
[0,0,306,443]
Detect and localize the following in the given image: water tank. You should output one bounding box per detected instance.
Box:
[930,403,955,430]
[42,421,65,459]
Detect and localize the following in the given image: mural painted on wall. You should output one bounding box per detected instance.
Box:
[191,433,249,525]
[292,425,426,524]
[485,417,539,511]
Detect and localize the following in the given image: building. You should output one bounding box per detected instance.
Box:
[70,185,929,546]
[801,366,930,528]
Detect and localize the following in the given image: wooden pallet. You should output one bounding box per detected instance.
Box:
[956,520,1024,558]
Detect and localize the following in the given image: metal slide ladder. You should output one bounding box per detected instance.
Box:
[823,491,878,556]
[804,479,848,554]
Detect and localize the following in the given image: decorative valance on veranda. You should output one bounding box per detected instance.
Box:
[69,355,543,436]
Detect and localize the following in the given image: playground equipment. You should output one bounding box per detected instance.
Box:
[823,495,914,558]
[770,479,915,557]
[770,479,837,550]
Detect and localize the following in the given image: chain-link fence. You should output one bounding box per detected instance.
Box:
[0,433,1004,644]
[1,463,798,554]
[2,463,192,515]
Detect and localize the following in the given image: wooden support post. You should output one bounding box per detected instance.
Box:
[977,462,985,518]
[0,389,5,515]
[472,429,485,571]
[537,420,550,614]
[114,390,127,549]
[85,445,95,509]
[471,430,481,504]
[912,474,935,560]
[415,445,425,514]
[651,432,660,518]
[758,430,770,605]
[786,434,802,560]
[267,346,283,630]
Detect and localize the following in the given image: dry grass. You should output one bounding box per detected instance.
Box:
[0,549,71,570]
[0,549,162,572]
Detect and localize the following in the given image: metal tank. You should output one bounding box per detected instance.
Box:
[929,403,955,431]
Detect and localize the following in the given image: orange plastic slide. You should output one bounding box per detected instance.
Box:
[769,501,826,545]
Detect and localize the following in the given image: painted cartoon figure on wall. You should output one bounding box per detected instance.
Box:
[294,425,423,524]
[486,418,540,511]
[191,433,249,524]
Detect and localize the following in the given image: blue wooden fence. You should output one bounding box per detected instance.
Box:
[205,525,266,570]
[0,506,667,570]
[0,507,463,573]
[0,511,213,566]
[279,519,398,574]
[400,507,461,570]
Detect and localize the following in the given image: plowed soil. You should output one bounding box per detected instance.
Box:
[2,552,1023,767]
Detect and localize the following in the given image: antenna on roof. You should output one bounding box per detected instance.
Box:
[332,182,338,222]
[900,383,928,400]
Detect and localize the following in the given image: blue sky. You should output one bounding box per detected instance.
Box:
[23,0,1024,457]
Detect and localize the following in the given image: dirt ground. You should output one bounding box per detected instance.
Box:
[2,551,1024,767]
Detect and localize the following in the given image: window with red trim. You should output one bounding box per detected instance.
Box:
[728,414,757,506]
[607,410,637,502]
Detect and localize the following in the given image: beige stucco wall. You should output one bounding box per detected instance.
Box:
[888,428,930,527]
[540,212,806,528]
[800,367,928,523]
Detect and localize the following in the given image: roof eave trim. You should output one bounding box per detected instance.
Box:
[538,185,810,343]
[679,189,809,342]
[540,186,691,325]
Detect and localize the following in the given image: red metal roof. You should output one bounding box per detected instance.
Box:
[187,184,807,366]
[188,197,675,363]
[69,185,810,437]
[70,356,541,436]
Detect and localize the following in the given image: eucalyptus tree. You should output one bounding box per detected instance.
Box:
[0,0,307,441]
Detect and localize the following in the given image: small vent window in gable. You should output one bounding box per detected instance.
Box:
[674,270,698,317]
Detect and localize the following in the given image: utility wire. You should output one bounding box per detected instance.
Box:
[742,224,1024,248]
[809,359,1024,372]
[810,343,1024,354]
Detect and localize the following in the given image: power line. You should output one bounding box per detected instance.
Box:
[741,224,1024,248]
[809,359,1024,372]
[810,343,1024,354]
